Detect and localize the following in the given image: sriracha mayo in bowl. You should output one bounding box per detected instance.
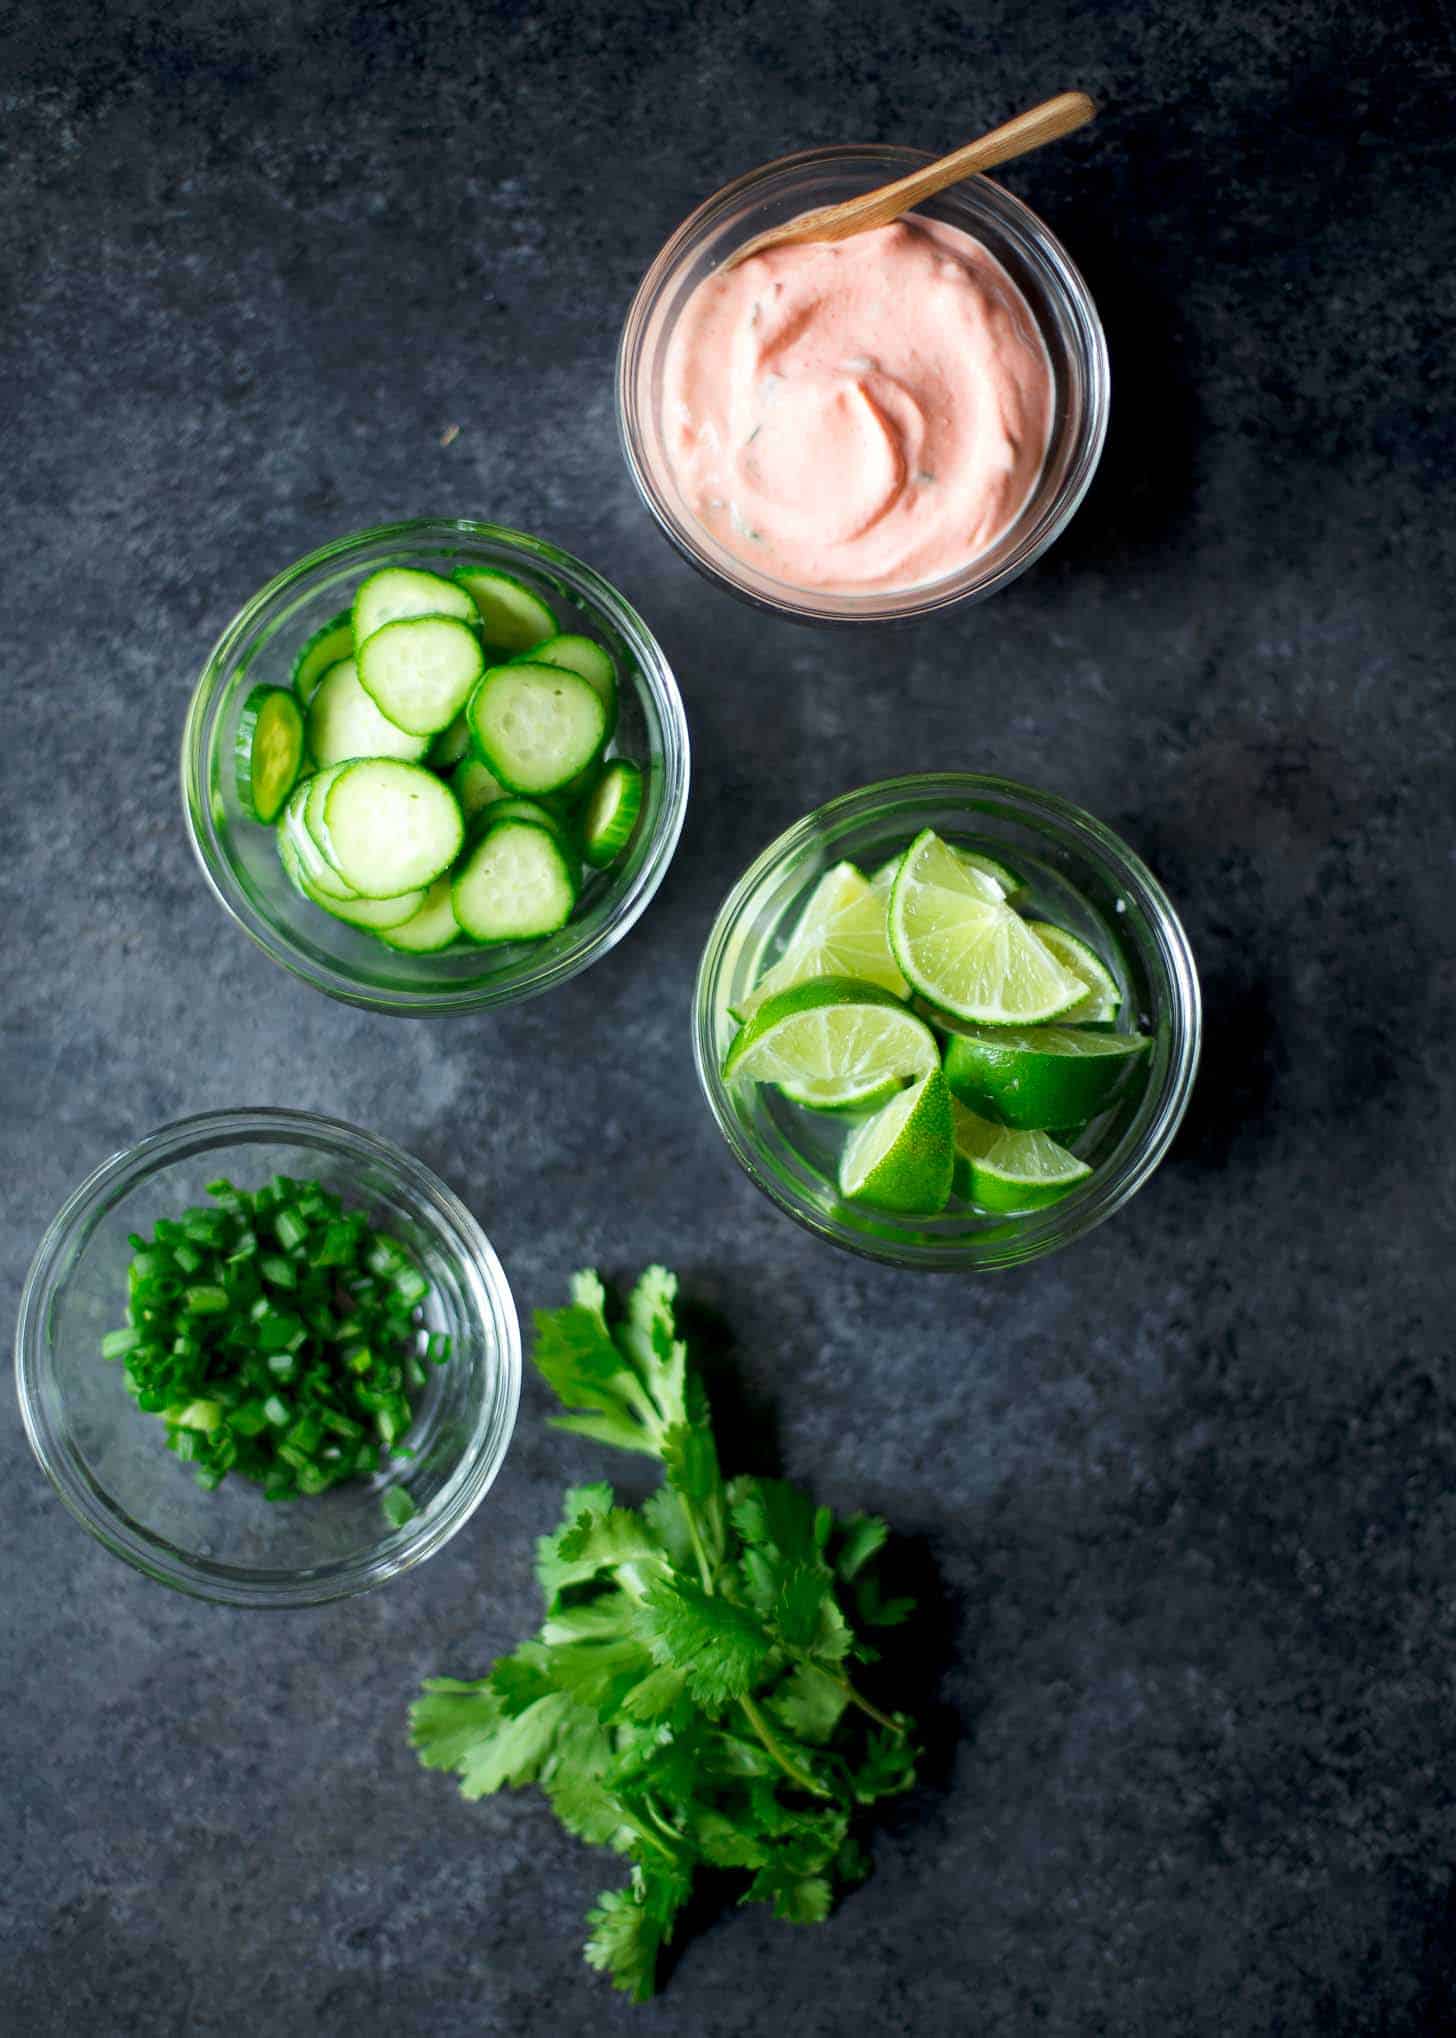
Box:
[618,146,1108,624]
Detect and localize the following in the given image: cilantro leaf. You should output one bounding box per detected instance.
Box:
[743,1862,834,1925]
[833,1512,889,1581]
[584,1863,690,2003]
[639,1575,773,1709]
[408,1678,499,1773]
[766,1663,850,1745]
[410,1682,574,1799]
[851,1724,918,1803]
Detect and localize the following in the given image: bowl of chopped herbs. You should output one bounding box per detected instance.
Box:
[14,1109,520,1605]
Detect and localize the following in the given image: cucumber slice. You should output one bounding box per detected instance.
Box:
[451,567,556,653]
[466,662,608,796]
[236,686,305,824]
[429,712,472,769]
[308,882,429,931]
[581,759,644,869]
[306,658,430,769]
[375,874,461,954]
[291,610,353,704]
[356,615,485,737]
[278,774,357,900]
[352,567,477,648]
[530,633,617,736]
[451,818,578,943]
[450,756,508,822]
[473,795,566,839]
[318,760,464,898]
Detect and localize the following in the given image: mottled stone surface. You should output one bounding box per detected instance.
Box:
[3,2,1454,2032]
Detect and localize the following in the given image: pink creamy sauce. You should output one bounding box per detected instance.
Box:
[661,218,1054,594]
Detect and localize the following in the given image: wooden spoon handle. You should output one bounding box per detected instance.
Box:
[848,91,1098,229]
[723,92,1096,269]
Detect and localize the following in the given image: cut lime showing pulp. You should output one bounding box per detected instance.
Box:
[951,1101,1092,1212]
[888,829,1083,1025]
[840,1070,955,1214]
[724,976,938,1104]
[735,862,908,1022]
[778,1071,906,1115]
[1028,922,1121,1024]
[941,1022,1151,1130]
[871,845,1017,900]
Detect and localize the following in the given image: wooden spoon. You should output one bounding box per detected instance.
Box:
[721,91,1096,272]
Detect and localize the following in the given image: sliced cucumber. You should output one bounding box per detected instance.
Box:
[376,874,461,954]
[352,567,477,648]
[429,712,472,769]
[291,609,353,704]
[236,686,306,824]
[318,760,463,898]
[450,755,509,822]
[451,817,578,943]
[466,661,608,796]
[451,567,556,652]
[307,882,429,931]
[306,658,430,769]
[580,759,644,870]
[280,773,357,900]
[356,614,485,737]
[473,795,566,839]
[531,633,617,736]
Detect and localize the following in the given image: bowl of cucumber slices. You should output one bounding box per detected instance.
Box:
[182,519,690,1013]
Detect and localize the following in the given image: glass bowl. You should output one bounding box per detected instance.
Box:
[14,1110,521,1605]
[617,145,1109,623]
[694,775,1200,1269]
[182,518,690,1014]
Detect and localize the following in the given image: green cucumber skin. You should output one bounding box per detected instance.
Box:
[581,759,644,870]
[291,611,354,703]
[236,685,306,825]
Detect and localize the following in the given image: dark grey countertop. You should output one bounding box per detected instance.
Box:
[4,2,1454,2032]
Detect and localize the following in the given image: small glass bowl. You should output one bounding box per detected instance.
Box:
[14,1110,521,1605]
[694,775,1200,1269]
[617,146,1109,623]
[182,519,690,1014]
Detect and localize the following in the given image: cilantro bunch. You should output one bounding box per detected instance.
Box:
[409,1267,919,2002]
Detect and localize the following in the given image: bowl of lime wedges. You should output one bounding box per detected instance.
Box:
[694,774,1200,1270]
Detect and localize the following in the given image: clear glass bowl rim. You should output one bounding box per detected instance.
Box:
[693,773,1202,1269]
[181,517,691,1014]
[14,1107,523,1606]
[616,143,1111,624]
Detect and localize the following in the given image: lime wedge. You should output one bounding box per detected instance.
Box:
[951,1101,1092,1212]
[871,845,1018,900]
[724,977,939,1104]
[736,862,907,1022]
[1028,922,1121,1024]
[941,1021,1151,1129]
[778,1071,906,1115]
[840,1070,955,1213]
[888,829,1082,1025]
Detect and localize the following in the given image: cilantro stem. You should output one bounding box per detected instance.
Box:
[685,1509,716,1595]
[836,1678,904,1736]
[739,1695,831,1799]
